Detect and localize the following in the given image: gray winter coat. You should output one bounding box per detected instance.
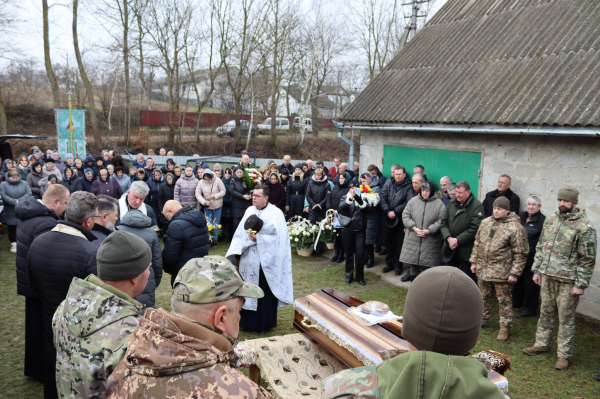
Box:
[0,178,32,225]
[26,169,45,199]
[400,194,446,267]
[174,173,199,209]
[364,175,382,245]
[117,210,163,308]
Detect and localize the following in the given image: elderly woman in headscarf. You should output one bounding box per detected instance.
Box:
[91,167,123,199]
[61,167,83,193]
[266,172,286,212]
[39,174,59,196]
[26,161,45,199]
[1,159,16,181]
[359,172,382,269]
[0,169,32,253]
[80,168,96,192]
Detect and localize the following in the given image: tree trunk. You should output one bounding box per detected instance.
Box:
[43,0,61,109]
[0,85,7,136]
[123,0,131,144]
[233,98,242,151]
[73,0,101,146]
[311,101,319,136]
[136,13,151,111]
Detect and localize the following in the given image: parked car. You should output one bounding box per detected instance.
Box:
[257,117,290,135]
[294,117,313,133]
[215,120,257,137]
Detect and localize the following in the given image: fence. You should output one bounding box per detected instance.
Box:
[139,110,334,129]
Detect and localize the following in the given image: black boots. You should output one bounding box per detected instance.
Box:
[375,245,382,253]
[379,247,389,255]
[337,251,345,263]
[394,264,403,276]
[382,265,394,273]
[331,249,340,262]
[365,245,375,268]
[400,272,412,282]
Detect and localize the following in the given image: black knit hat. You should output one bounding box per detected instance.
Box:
[294,163,303,170]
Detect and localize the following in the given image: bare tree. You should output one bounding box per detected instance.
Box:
[42,0,61,110]
[347,0,402,81]
[0,0,20,135]
[217,0,266,150]
[142,0,194,142]
[132,0,152,111]
[73,0,101,145]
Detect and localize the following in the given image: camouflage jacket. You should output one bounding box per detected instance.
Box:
[52,275,143,399]
[532,208,597,288]
[469,213,529,282]
[106,307,273,399]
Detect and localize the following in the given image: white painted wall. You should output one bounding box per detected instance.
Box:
[360,129,600,320]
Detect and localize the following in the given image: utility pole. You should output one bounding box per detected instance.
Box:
[399,1,430,51]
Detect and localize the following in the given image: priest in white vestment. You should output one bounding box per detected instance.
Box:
[226,184,294,332]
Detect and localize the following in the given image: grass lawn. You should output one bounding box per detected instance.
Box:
[1,237,599,398]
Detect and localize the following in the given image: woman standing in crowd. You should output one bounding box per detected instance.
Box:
[172,164,182,183]
[157,173,175,231]
[266,172,286,212]
[80,168,95,192]
[84,154,95,173]
[0,169,32,253]
[400,181,446,281]
[114,166,131,193]
[196,169,226,246]
[111,154,129,175]
[74,157,85,177]
[52,151,65,173]
[513,196,546,317]
[280,168,290,188]
[327,172,350,263]
[42,157,63,182]
[117,210,163,308]
[106,164,115,177]
[26,161,44,199]
[16,155,30,181]
[92,156,104,177]
[221,168,234,241]
[134,153,146,169]
[161,158,176,175]
[305,167,330,224]
[61,167,82,193]
[361,172,382,269]
[213,163,223,179]
[286,163,307,221]
[146,169,164,219]
[129,166,137,181]
[40,174,58,196]
[338,182,369,286]
[91,168,123,199]
[145,157,156,174]
[230,166,252,234]
[1,159,15,180]
[174,165,200,209]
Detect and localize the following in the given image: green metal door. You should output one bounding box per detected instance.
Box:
[383,145,482,198]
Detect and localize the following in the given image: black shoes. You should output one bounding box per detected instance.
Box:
[400,272,412,282]
[346,276,353,284]
[594,375,600,382]
[521,309,536,317]
[358,280,366,286]
[379,248,389,255]
[365,255,374,268]
[331,249,340,262]
[375,245,382,253]
[382,265,394,273]
[394,265,403,276]
[337,253,345,263]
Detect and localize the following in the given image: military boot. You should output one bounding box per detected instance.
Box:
[522,346,550,356]
[496,327,510,341]
[555,358,569,370]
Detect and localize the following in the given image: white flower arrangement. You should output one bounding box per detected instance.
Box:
[361,192,380,207]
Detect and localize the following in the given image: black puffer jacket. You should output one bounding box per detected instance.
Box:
[62,170,83,193]
[162,206,209,286]
[158,181,175,228]
[338,193,370,231]
[364,175,382,245]
[16,197,60,298]
[380,177,412,218]
[27,221,98,337]
[286,173,307,220]
[306,174,330,222]
[230,176,251,219]
[326,178,349,210]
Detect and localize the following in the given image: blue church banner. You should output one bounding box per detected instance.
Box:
[55,109,86,159]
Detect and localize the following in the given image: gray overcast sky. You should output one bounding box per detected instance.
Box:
[4,0,449,71]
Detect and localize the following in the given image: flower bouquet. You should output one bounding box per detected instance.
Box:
[205,216,223,242]
[360,184,380,207]
[244,168,263,190]
[287,216,318,256]
[318,209,338,249]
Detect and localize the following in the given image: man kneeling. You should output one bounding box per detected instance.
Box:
[107,256,272,399]
[53,231,152,398]
[322,267,506,399]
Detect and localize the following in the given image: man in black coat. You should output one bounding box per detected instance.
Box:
[27,191,100,399]
[16,185,70,382]
[482,174,520,217]
[380,166,412,276]
[162,200,210,286]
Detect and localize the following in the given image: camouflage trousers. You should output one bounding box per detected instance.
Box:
[478,280,513,328]
[534,275,579,359]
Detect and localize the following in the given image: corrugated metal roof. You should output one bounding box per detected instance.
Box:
[341,0,600,127]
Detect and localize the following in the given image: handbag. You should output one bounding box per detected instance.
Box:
[338,213,353,228]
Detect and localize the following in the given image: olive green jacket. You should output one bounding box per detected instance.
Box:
[440,195,485,262]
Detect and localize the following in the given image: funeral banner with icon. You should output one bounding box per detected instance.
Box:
[55,109,86,159]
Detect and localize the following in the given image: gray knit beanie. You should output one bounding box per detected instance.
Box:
[97,231,152,281]
[402,266,483,356]
[493,196,510,211]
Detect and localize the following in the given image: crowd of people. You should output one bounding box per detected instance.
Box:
[5,146,597,398]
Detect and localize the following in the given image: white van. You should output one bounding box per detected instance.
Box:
[294,117,313,133]
[257,117,290,134]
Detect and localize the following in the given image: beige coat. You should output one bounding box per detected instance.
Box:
[195,171,226,210]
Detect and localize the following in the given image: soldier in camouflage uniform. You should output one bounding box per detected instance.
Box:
[52,231,152,398]
[470,196,529,341]
[523,187,597,370]
[106,255,272,399]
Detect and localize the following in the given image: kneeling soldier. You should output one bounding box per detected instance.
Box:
[470,196,529,341]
